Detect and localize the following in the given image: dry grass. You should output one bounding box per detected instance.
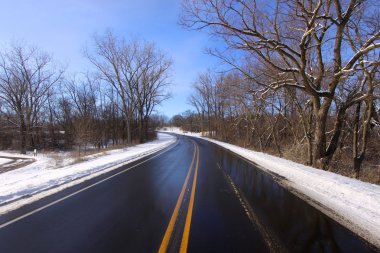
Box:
[73,143,129,161]
[37,143,132,168]
[359,165,380,184]
[282,143,310,165]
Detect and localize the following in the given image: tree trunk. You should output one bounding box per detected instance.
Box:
[138,112,144,143]
[322,105,347,169]
[126,117,131,145]
[19,115,27,154]
[144,116,149,142]
[352,97,374,178]
[313,113,327,168]
[312,97,334,170]
[305,107,314,165]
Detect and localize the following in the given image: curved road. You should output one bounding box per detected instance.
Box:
[0,134,377,252]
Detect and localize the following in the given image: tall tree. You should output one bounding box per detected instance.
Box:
[86,31,171,144]
[181,0,380,169]
[0,44,63,153]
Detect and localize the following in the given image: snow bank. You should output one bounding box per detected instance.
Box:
[0,158,12,166]
[0,133,176,211]
[160,127,202,137]
[162,128,380,248]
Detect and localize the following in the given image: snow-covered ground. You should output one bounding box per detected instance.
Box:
[0,133,176,213]
[161,127,380,248]
[161,127,202,137]
[0,158,12,166]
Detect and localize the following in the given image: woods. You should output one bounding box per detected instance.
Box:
[0,45,63,154]
[0,32,171,154]
[0,0,379,181]
[176,0,380,179]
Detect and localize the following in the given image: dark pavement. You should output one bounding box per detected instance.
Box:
[0,134,377,253]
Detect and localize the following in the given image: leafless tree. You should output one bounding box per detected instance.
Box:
[86,31,172,144]
[132,44,172,142]
[0,43,63,153]
[181,0,380,169]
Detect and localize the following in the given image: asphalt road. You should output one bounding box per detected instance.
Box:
[0,135,268,253]
[0,134,377,252]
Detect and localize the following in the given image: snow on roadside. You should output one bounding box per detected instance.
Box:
[0,133,176,210]
[162,128,380,248]
[161,127,202,137]
[0,158,12,166]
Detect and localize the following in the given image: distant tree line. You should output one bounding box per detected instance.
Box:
[175,0,380,179]
[0,32,171,154]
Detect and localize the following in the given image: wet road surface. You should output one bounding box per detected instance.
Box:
[0,135,378,252]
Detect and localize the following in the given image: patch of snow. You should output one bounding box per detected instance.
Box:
[0,158,12,166]
[0,151,34,159]
[0,133,176,213]
[160,127,202,137]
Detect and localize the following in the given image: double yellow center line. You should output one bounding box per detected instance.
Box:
[158,141,200,253]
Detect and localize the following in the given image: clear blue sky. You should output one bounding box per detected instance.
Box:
[0,0,221,118]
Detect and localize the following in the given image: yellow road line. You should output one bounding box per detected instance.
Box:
[180,143,200,253]
[158,142,197,253]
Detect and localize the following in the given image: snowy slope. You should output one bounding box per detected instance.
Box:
[0,133,176,213]
[162,129,380,248]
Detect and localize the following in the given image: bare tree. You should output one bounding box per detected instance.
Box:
[181,0,380,169]
[0,43,63,153]
[132,44,172,142]
[86,31,172,144]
